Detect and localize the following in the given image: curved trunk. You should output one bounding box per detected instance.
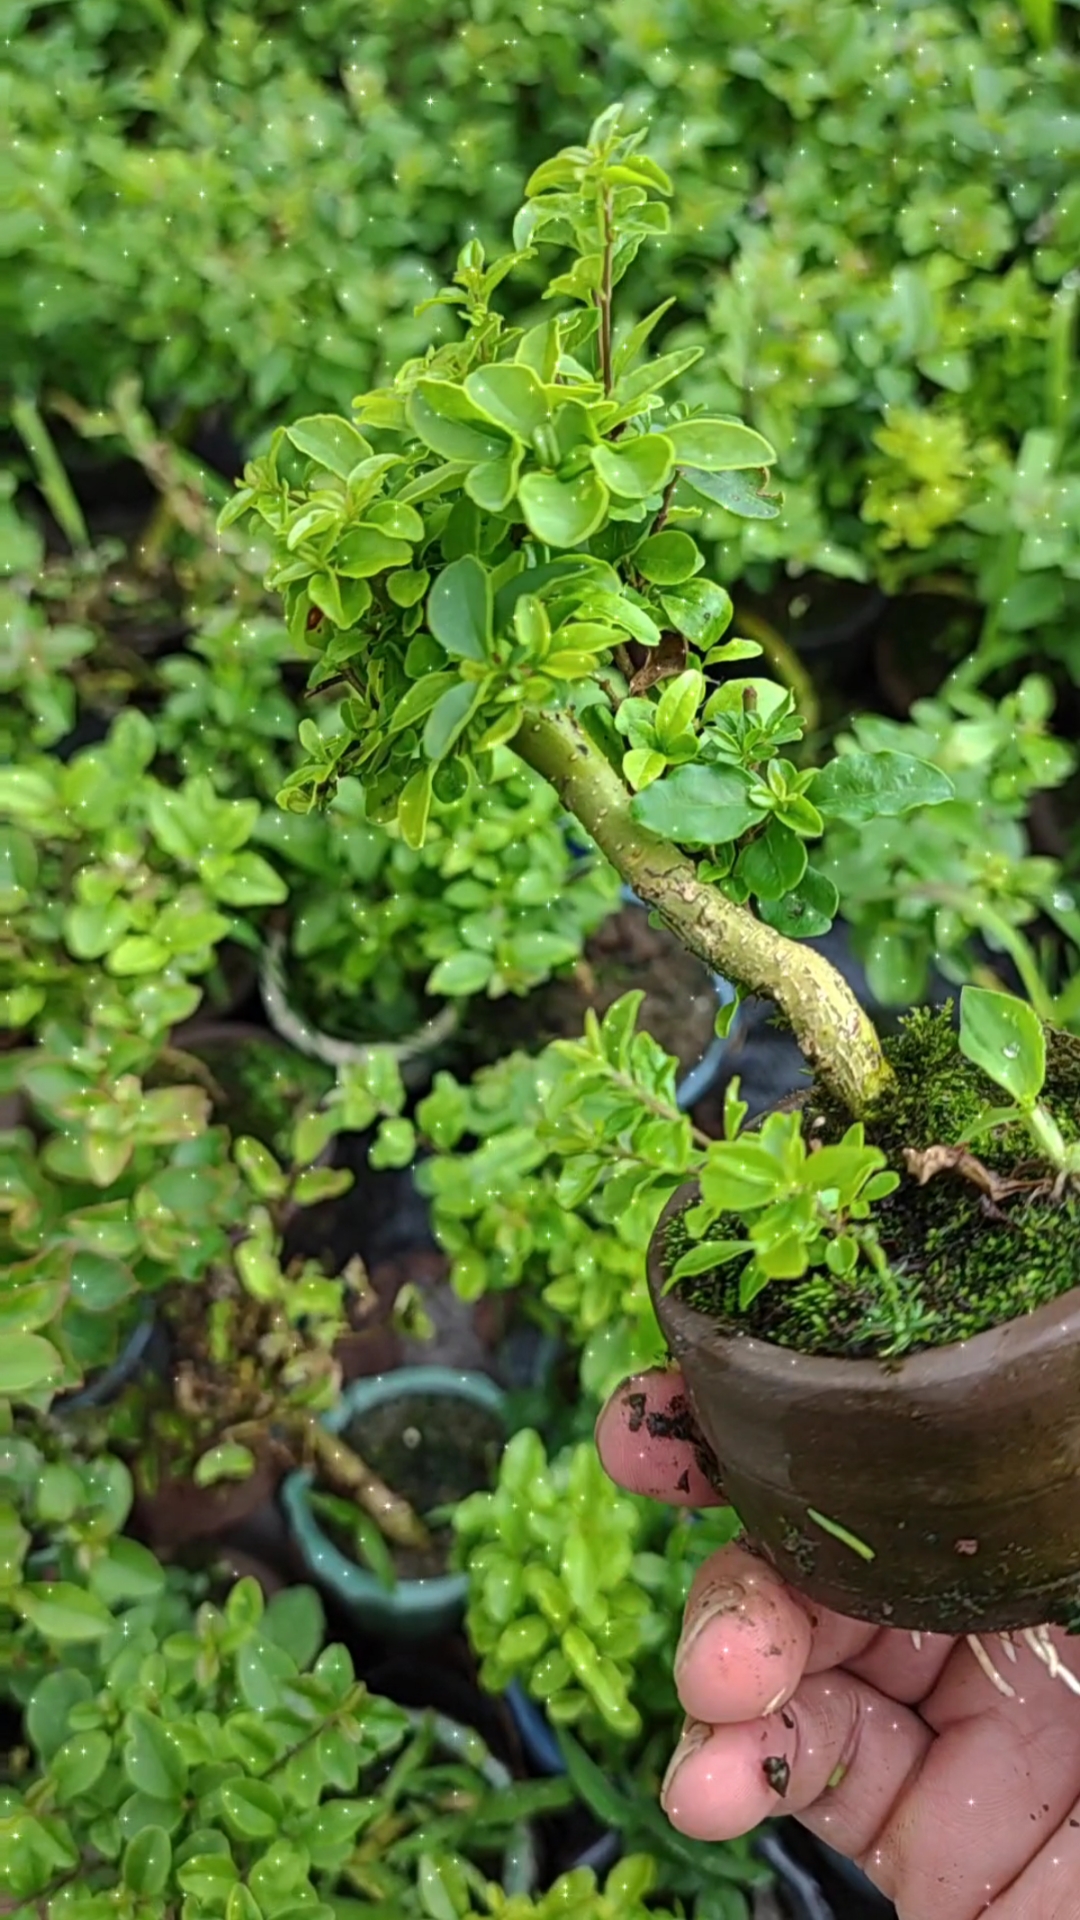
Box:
[516,707,892,1116]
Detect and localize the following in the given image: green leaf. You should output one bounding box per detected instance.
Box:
[623,747,667,790]
[465,446,524,512]
[177,1856,240,1902]
[123,1709,188,1800]
[758,866,838,939]
[220,1779,284,1842]
[737,820,808,902]
[88,1539,166,1605]
[464,364,552,438]
[285,417,372,479]
[427,556,492,661]
[631,764,764,847]
[591,434,674,500]
[0,1332,61,1395]
[518,470,608,546]
[665,417,776,471]
[122,1827,172,1897]
[864,930,926,1007]
[654,669,704,749]
[16,1583,113,1642]
[683,467,781,519]
[408,382,509,463]
[659,579,734,646]
[810,751,953,825]
[193,1444,256,1487]
[50,1729,111,1804]
[398,765,435,849]
[387,567,431,607]
[365,499,424,541]
[423,681,485,762]
[670,1239,750,1281]
[634,529,702,585]
[335,526,414,578]
[700,1141,787,1212]
[427,951,495,996]
[28,1673,93,1761]
[959,987,1046,1107]
[107,934,170,976]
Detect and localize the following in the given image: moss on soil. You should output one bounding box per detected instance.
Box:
[673,1006,1080,1360]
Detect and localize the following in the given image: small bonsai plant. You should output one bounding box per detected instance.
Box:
[255,747,618,1061]
[230,110,1080,1658]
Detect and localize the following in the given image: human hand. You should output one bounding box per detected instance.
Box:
[596,1367,1080,1918]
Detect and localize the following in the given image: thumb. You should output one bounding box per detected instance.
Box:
[595,1368,726,1507]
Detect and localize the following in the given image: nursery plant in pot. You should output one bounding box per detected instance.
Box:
[227,111,1080,1658]
[0,707,285,1047]
[0,1568,558,1919]
[254,747,618,1078]
[284,1365,508,1641]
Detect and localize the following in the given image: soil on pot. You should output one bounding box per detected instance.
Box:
[327,1392,504,1580]
[669,1007,1080,1361]
[462,904,718,1081]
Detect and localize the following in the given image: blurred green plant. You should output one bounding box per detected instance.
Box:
[820,674,1080,1015]
[8,0,1080,670]
[255,752,619,1049]
[0,1571,560,1920]
[0,711,286,1044]
[454,1430,741,1755]
[416,1051,667,1402]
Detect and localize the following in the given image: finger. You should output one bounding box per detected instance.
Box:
[675,1545,817,1723]
[993,1800,1080,1919]
[595,1369,723,1506]
[660,1668,930,1848]
[864,1632,1080,1916]
[844,1627,956,1706]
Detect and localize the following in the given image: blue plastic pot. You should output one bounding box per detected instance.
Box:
[282,1367,506,1642]
[54,1313,164,1417]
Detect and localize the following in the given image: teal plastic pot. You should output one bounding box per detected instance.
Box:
[282,1367,506,1642]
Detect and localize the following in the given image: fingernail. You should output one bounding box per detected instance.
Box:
[660,1719,711,1812]
[674,1586,742,1679]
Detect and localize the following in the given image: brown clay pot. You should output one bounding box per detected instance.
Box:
[648,1181,1080,1635]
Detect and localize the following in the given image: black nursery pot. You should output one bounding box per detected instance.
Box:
[648,1182,1080,1636]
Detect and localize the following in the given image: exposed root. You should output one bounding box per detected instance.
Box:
[964,1626,1080,1701]
[1021,1624,1080,1697]
[967,1634,1016,1698]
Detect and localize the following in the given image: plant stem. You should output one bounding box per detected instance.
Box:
[516,707,894,1115]
[734,607,820,736]
[597,190,615,395]
[303,1418,431,1552]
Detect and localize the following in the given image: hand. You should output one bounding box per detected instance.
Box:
[596,1367,1080,1919]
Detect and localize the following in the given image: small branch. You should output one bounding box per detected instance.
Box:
[597,189,615,395]
[303,1418,430,1552]
[515,707,893,1116]
[653,471,679,534]
[735,608,820,737]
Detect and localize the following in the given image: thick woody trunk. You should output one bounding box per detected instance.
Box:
[516,707,893,1116]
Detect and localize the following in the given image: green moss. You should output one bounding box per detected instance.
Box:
[676,1007,1080,1360]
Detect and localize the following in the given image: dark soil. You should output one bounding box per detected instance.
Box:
[465,903,718,1082]
[672,1008,1080,1361]
[189,1032,332,1156]
[338,1393,504,1580]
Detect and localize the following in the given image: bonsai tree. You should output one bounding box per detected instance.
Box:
[229,110,1080,1665]
[225,105,953,1117]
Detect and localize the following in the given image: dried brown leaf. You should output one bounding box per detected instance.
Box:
[629,630,687,694]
